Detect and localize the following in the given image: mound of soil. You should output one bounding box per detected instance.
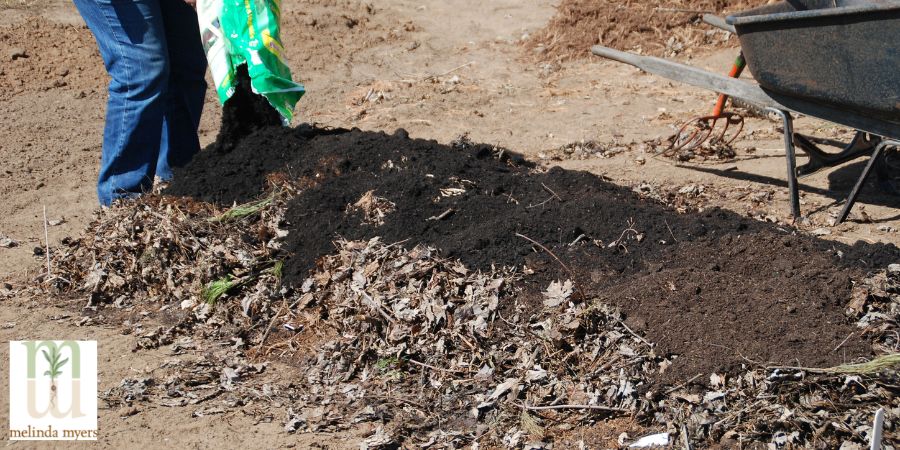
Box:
[524,0,768,61]
[166,125,899,382]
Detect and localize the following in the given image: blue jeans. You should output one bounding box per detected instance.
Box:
[73,0,207,205]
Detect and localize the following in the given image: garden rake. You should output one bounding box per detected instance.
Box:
[667,53,747,154]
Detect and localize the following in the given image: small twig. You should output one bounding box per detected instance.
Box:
[361,292,398,324]
[526,196,555,209]
[427,208,455,221]
[383,238,412,250]
[517,232,587,302]
[541,182,562,201]
[424,61,474,81]
[653,7,714,14]
[619,320,653,347]
[256,304,286,353]
[569,233,587,246]
[42,204,52,279]
[496,310,520,329]
[515,232,573,277]
[407,358,469,375]
[189,389,224,405]
[664,373,703,395]
[518,402,629,413]
[832,331,855,353]
[664,219,678,243]
[456,332,477,351]
[709,342,766,367]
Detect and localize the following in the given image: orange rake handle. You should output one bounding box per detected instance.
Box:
[711,53,746,117]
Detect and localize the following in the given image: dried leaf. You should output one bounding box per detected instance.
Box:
[543,279,573,307]
[489,378,519,401]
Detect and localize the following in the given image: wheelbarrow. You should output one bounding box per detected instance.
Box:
[592,0,900,224]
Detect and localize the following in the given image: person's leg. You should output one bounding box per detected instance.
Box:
[72,0,169,206]
[155,0,208,181]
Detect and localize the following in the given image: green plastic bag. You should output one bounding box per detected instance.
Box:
[197,0,305,124]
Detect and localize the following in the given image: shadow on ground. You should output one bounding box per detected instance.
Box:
[686,152,900,212]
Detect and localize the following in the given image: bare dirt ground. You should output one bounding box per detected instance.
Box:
[1,0,898,448]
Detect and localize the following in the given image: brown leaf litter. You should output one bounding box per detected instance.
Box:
[16,191,899,448]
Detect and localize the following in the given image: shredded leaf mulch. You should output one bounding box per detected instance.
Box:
[523,0,769,61]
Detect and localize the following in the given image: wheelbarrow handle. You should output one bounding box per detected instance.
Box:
[591,45,900,140]
[590,46,777,109]
[702,14,737,34]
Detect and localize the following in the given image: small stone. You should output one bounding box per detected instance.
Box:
[48,218,64,226]
[888,263,900,275]
[749,191,771,203]
[119,407,140,418]
[0,237,17,248]
[9,48,27,60]
[33,246,45,256]
[634,155,646,165]
[811,227,831,236]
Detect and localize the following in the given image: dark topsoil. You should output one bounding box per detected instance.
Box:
[166,124,899,382]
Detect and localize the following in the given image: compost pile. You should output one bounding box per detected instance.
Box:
[524,0,768,61]
[31,119,900,446]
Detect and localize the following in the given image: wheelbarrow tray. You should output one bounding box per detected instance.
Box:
[727,0,900,123]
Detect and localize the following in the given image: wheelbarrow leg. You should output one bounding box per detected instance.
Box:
[836,140,898,224]
[767,108,801,219]
[794,131,878,177]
